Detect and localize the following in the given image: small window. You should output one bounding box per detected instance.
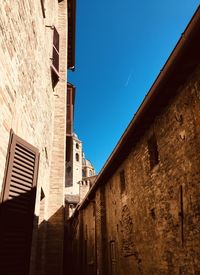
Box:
[66,166,71,173]
[75,153,79,162]
[147,134,159,169]
[76,143,79,149]
[119,170,126,194]
[40,187,45,201]
[89,170,93,176]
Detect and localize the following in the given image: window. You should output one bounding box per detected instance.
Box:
[82,169,86,177]
[89,170,93,176]
[75,153,79,162]
[76,143,79,149]
[119,170,126,194]
[66,166,72,173]
[40,187,45,201]
[51,26,60,87]
[147,134,159,169]
[0,131,39,274]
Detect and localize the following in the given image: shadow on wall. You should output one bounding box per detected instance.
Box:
[37,206,65,275]
[0,189,65,275]
[0,188,37,275]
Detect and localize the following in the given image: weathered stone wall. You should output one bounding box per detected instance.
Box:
[0,1,68,274]
[82,202,96,274]
[70,65,200,274]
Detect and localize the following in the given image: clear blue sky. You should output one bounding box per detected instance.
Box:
[68,1,199,173]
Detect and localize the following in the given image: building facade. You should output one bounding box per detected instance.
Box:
[0,0,76,274]
[67,6,200,275]
[65,132,96,215]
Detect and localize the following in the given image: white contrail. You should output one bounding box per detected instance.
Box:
[125,72,133,87]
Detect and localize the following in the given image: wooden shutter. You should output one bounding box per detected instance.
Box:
[68,0,76,69]
[51,26,60,87]
[52,27,59,73]
[66,85,73,135]
[0,132,39,275]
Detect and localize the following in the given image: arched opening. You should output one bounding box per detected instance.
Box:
[75,153,79,162]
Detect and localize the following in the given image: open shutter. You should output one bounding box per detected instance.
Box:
[52,26,59,73]
[51,26,60,87]
[66,84,73,135]
[0,132,39,275]
[68,0,76,69]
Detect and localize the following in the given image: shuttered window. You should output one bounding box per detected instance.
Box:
[66,85,73,135]
[0,132,39,275]
[67,0,76,70]
[51,26,60,87]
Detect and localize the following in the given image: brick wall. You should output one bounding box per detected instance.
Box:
[69,64,200,274]
[0,1,68,274]
[45,0,68,274]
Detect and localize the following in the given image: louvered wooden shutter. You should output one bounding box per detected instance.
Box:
[0,133,39,275]
[67,0,76,69]
[51,26,60,87]
[52,26,59,73]
[66,85,73,135]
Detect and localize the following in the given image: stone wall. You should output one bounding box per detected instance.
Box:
[0,1,68,274]
[69,64,200,275]
[45,0,68,274]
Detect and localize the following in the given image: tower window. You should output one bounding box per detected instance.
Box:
[75,153,79,162]
[76,143,79,149]
[89,170,93,176]
[147,134,159,169]
[66,166,71,173]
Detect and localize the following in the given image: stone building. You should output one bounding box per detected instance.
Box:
[0,0,76,275]
[65,131,96,215]
[67,6,200,275]
[66,132,83,195]
[82,155,96,179]
[81,154,96,202]
[79,175,97,203]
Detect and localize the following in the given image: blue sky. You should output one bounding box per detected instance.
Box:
[68,1,199,173]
